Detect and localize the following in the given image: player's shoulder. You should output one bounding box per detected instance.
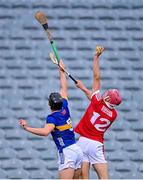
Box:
[91,90,101,97]
[46,114,56,121]
[91,90,102,101]
[46,114,57,125]
[91,89,101,100]
[62,98,68,106]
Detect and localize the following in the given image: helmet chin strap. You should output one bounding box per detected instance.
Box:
[103,99,115,109]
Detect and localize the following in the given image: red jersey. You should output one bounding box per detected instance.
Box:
[74,90,117,143]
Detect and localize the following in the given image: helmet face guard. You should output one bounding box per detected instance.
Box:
[49,92,63,110]
[102,89,122,106]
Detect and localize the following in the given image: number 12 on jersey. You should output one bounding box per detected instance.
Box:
[90,112,111,132]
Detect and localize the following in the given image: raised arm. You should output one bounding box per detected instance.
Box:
[59,60,68,99]
[92,46,104,92]
[76,80,92,100]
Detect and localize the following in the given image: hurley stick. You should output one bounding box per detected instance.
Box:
[35,11,60,63]
[49,52,77,84]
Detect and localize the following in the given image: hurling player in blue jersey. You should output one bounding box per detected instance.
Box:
[19,60,83,179]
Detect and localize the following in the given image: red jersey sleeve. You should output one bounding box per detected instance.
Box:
[91,90,102,106]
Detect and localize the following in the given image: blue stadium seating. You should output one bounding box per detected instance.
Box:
[1,158,24,169]
[0,0,143,179]
[30,169,57,179]
[7,169,30,179]
[0,169,7,178]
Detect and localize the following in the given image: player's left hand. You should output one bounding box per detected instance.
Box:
[76,80,85,89]
[59,59,65,72]
[95,46,104,57]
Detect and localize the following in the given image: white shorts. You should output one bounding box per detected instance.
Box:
[77,136,107,164]
[58,143,83,171]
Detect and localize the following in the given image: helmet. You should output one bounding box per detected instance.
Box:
[49,92,63,110]
[102,89,122,106]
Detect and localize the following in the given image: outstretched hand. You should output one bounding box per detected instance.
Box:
[19,119,28,130]
[95,46,104,57]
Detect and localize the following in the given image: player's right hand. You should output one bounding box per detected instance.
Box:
[95,46,104,57]
[19,119,28,129]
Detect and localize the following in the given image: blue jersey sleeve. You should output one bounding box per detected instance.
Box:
[46,115,56,125]
[62,98,68,108]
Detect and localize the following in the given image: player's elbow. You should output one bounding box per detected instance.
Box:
[87,93,92,101]
[43,133,49,136]
[43,131,50,136]
[94,74,100,81]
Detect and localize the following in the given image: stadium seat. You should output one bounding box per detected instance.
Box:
[138,132,143,142]
[131,121,143,131]
[0,130,5,139]
[123,141,143,152]
[0,118,14,129]
[30,168,57,179]
[123,171,143,179]
[1,159,24,169]
[10,139,33,150]
[108,150,130,161]
[0,139,10,149]
[24,159,47,170]
[130,150,143,162]
[111,119,131,131]
[138,163,143,172]
[109,170,123,179]
[7,169,30,179]
[40,148,57,161]
[32,139,51,150]
[0,148,17,159]
[17,148,40,160]
[0,0,143,178]
[116,130,138,141]
[115,161,138,172]
[46,160,58,171]
[27,132,44,140]
[0,169,7,178]
[104,130,116,141]
[105,140,123,152]
[125,111,140,122]
[5,129,28,140]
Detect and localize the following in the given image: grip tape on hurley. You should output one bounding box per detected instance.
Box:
[42,23,60,63]
[42,23,48,30]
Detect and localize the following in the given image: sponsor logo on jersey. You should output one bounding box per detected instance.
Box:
[101,105,112,117]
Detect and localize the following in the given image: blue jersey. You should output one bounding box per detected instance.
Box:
[46,98,76,152]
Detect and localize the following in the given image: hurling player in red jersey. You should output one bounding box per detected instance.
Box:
[74,46,122,179]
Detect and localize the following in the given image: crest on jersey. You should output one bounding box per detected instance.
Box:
[61,109,66,115]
